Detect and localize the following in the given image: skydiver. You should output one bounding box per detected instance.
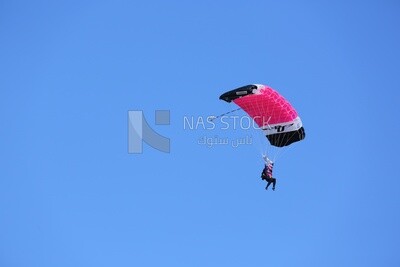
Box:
[261,155,276,191]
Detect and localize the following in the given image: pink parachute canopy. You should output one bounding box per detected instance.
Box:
[219,84,305,147]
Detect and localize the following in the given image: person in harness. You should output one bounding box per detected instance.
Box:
[261,155,276,191]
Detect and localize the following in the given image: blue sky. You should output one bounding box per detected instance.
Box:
[1,1,400,266]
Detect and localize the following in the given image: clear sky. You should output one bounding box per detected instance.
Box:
[1,1,400,266]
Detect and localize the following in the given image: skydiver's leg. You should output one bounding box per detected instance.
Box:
[272,178,276,190]
[265,182,271,190]
[265,178,272,190]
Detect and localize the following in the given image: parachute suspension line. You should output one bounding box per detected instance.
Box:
[248,120,266,159]
[260,99,276,162]
[269,101,301,161]
[253,124,268,159]
[248,98,272,161]
[270,107,294,162]
[272,131,297,162]
[250,97,295,163]
[246,99,263,157]
[208,107,242,121]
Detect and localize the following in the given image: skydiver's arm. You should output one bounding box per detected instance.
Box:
[262,155,268,164]
[262,155,273,165]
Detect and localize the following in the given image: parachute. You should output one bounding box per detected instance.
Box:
[219,84,305,160]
